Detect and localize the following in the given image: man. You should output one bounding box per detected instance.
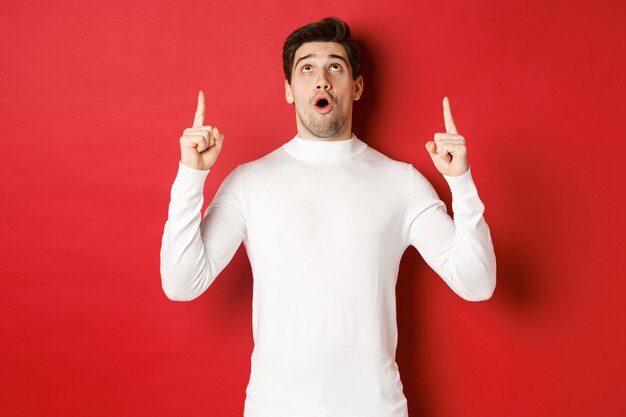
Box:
[160,16,496,417]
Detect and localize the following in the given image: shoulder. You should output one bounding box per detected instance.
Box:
[360,141,419,179]
[223,142,289,187]
[361,142,438,196]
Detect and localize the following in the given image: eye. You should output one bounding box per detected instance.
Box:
[330,63,342,71]
[302,65,312,72]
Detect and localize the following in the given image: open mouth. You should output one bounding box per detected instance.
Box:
[314,97,332,113]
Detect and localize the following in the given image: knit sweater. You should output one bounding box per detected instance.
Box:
[160,134,496,417]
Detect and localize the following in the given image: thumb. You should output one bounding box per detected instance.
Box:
[425,141,437,155]
[212,127,225,152]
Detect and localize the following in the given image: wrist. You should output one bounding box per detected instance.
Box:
[180,160,209,172]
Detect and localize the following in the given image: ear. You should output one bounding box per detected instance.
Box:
[285,79,294,104]
[352,75,364,101]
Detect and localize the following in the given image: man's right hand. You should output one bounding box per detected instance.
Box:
[179,90,224,170]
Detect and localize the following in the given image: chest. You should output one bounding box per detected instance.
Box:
[244,167,406,245]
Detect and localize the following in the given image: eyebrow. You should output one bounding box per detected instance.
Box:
[294,53,349,69]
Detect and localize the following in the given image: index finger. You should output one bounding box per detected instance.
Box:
[193,90,205,128]
[443,96,458,134]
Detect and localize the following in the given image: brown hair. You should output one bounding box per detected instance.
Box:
[282,16,361,84]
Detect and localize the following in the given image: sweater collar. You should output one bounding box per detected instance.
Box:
[282,133,367,161]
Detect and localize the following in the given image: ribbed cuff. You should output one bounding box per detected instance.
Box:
[172,161,210,193]
[443,166,478,197]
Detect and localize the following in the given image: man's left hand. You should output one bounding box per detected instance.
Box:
[425,96,469,177]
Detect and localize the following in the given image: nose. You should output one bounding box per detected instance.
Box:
[315,72,331,90]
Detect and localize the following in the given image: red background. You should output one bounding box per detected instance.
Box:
[1,0,625,416]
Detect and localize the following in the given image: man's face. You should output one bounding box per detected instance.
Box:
[285,41,364,140]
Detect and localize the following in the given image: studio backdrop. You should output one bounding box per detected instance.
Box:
[1,0,624,416]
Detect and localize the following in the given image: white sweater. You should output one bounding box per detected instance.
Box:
[160,134,496,417]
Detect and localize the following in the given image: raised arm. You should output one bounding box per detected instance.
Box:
[410,96,496,301]
[159,91,247,301]
[407,166,496,301]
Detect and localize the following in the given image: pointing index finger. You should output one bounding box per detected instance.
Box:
[443,96,458,134]
[193,90,205,128]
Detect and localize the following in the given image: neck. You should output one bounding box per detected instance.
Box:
[295,114,353,142]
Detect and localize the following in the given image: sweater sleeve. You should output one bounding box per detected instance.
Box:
[407,165,496,301]
[160,161,247,301]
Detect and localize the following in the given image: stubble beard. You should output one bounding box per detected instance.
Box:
[296,104,346,139]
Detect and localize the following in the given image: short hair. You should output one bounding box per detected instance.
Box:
[282,16,361,84]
